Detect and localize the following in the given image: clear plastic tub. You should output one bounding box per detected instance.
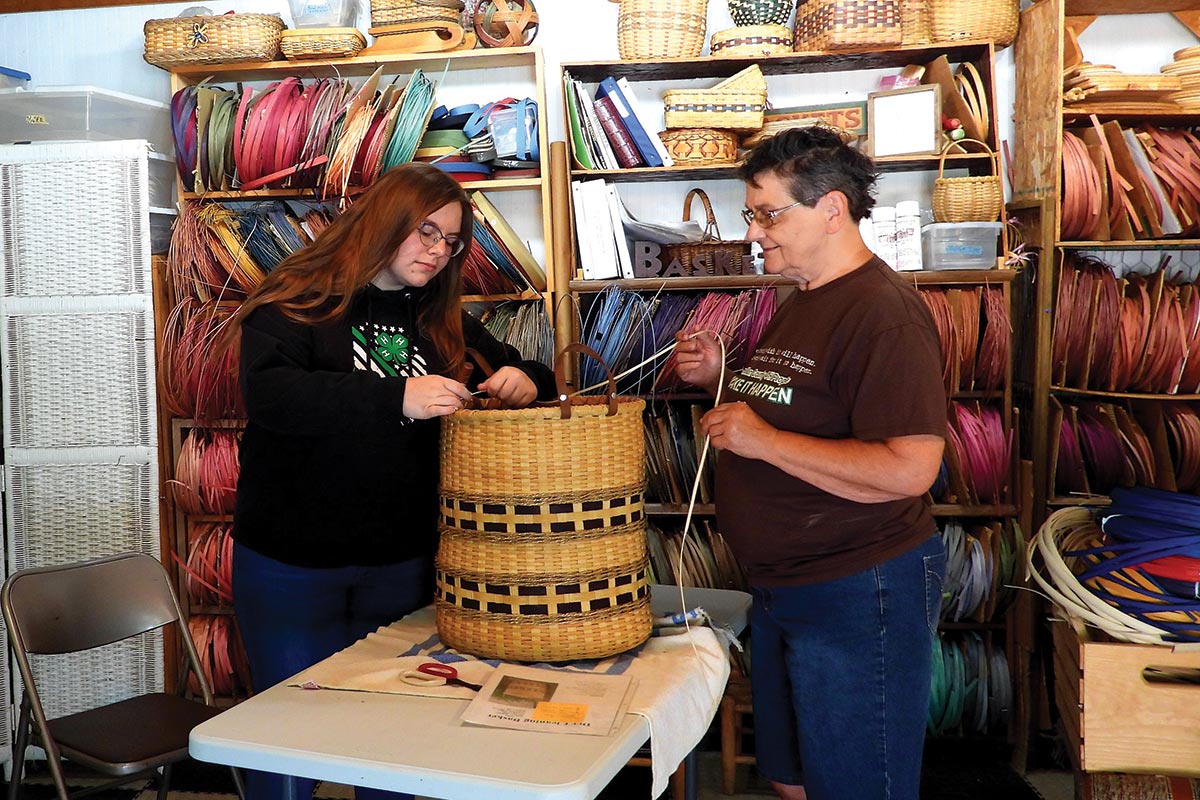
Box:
[921,222,1002,270]
[288,0,359,28]
[0,86,171,155]
[0,67,31,92]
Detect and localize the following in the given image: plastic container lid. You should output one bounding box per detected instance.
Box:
[0,67,31,81]
[873,206,895,221]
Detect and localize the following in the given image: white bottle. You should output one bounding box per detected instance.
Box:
[894,200,924,272]
[872,206,898,270]
[859,216,876,252]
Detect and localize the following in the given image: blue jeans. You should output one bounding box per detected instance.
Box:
[232,543,434,800]
[749,535,945,800]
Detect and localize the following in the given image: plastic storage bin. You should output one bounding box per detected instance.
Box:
[921,222,1002,270]
[0,86,171,155]
[0,67,31,91]
[288,0,359,27]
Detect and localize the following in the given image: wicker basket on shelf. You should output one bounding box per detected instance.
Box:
[143,13,285,68]
[663,65,767,131]
[613,0,708,60]
[928,0,1018,46]
[662,189,753,275]
[899,0,931,44]
[279,27,366,59]
[931,138,1004,223]
[371,0,464,28]
[727,0,794,26]
[435,344,652,663]
[793,0,902,51]
[711,24,792,57]
[658,128,740,165]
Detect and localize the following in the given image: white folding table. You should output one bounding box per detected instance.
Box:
[189,586,750,800]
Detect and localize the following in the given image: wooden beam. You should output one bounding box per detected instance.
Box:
[1173,10,1200,39]
[1065,15,1097,36]
[0,0,160,10]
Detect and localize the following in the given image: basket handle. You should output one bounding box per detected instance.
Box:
[937,138,998,180]
[683,188,721,242]
[555,343,618,419]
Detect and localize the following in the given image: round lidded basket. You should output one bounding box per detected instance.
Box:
[658,128,739,166]
[931,138,1004,223]
[436,345,652,662]
[143,13,285,68]
[710,24,792,57]
[612,0,709,60]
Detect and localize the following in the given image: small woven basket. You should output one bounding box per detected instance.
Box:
[658,128,740,165]
[899,0,931,44]
[663,65,767,131]
[662,189,753,275]
[711,24,792,57]
[614,0,708,60]
[279,27,366,59]
[727,0,794,26]
[793,0,902,51]
[371,0,464,28]
[143,13,285,68]
[928,0,1018,46]
[931,138,1004,223]
[436,344,652,662]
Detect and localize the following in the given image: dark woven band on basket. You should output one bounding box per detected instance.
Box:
[712,35,792,50]
[666,102,767,114]
[435,564,649,615]
[440,489,644,534]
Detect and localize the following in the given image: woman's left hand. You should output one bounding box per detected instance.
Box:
[479,367,538,408]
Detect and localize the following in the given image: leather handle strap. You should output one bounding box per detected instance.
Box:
[683,188,721,241]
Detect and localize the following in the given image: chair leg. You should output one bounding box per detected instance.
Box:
[229,766,247,800]
[156,763,173,800]
[7,700,30,800]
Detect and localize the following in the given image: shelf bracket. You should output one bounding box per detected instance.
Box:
[1065,15,1097,36]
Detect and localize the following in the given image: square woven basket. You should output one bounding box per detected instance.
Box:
[793,0,902,51]
[663,65,767,132]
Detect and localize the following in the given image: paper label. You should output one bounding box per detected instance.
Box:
[531,702,589,723]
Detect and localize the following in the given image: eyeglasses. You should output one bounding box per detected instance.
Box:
[740,200,806,229]
[416,220,465,256]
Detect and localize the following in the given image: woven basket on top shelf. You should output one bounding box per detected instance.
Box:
[931,138,1004,223]
[663,65,767,131]
[143,13,285,68]
[371,0,464,28]
[727,0,793,26]
[613,0,708,60]
[899,0,931,44]
[793,0,902,51]
[435,345,651,662]
[279,27,366,60]
[928,0,1018,46]
[711,24,793,57]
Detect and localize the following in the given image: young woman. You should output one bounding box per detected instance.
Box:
[223,162,556,800]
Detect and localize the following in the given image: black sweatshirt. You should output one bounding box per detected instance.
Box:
[232,285,557,568]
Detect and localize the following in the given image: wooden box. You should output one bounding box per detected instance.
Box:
[1053,620,1200,776]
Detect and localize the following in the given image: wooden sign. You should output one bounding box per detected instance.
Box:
[762,101,868,136]
[632,242,744,278]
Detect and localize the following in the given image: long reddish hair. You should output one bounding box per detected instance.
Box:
[222,163,474,376]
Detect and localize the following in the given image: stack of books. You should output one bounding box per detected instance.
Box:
[563,72,675,171]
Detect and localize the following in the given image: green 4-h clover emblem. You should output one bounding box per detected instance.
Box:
[374,332,410,364]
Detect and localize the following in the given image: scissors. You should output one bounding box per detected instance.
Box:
[400,662,483,691]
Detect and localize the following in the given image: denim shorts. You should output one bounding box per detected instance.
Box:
[749,535,946,800]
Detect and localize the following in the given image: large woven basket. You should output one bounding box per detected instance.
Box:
[663,65,767,131]
[613,0,708,60]
[662,188,753,275]
[658,128,739,165]
[143,13,285,68]
[436,345,652,662]
[727,0,793,26]
[931,138,1004,223]
[371,0,464,28]
[793,0,901,51]
[899,0,931,44]
[711,24,792,57]
[928,0,1018,46]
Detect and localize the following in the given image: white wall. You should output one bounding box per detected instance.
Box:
[0,2,1192,232]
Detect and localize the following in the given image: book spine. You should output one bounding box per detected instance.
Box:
[593,95,643,169]
[612,77,672,168]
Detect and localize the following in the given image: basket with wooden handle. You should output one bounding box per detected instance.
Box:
[931,138,1004,223]
[662,189,753,275]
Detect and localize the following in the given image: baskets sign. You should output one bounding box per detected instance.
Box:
[632,241,745,278]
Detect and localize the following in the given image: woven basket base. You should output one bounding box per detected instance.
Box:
[435,594,652,662]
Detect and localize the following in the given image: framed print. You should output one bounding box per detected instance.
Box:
[866,85,941,158]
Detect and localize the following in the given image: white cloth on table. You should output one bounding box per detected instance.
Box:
[288,605,729,798]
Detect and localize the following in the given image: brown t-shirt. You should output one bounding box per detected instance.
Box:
[716,256,947,586]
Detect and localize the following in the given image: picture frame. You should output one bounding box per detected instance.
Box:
[866,85,942,158]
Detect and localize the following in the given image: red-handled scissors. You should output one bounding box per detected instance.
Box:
[400,662,483,691]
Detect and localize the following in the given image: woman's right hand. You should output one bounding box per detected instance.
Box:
[402,374,472,419]
[674,330,723,392]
